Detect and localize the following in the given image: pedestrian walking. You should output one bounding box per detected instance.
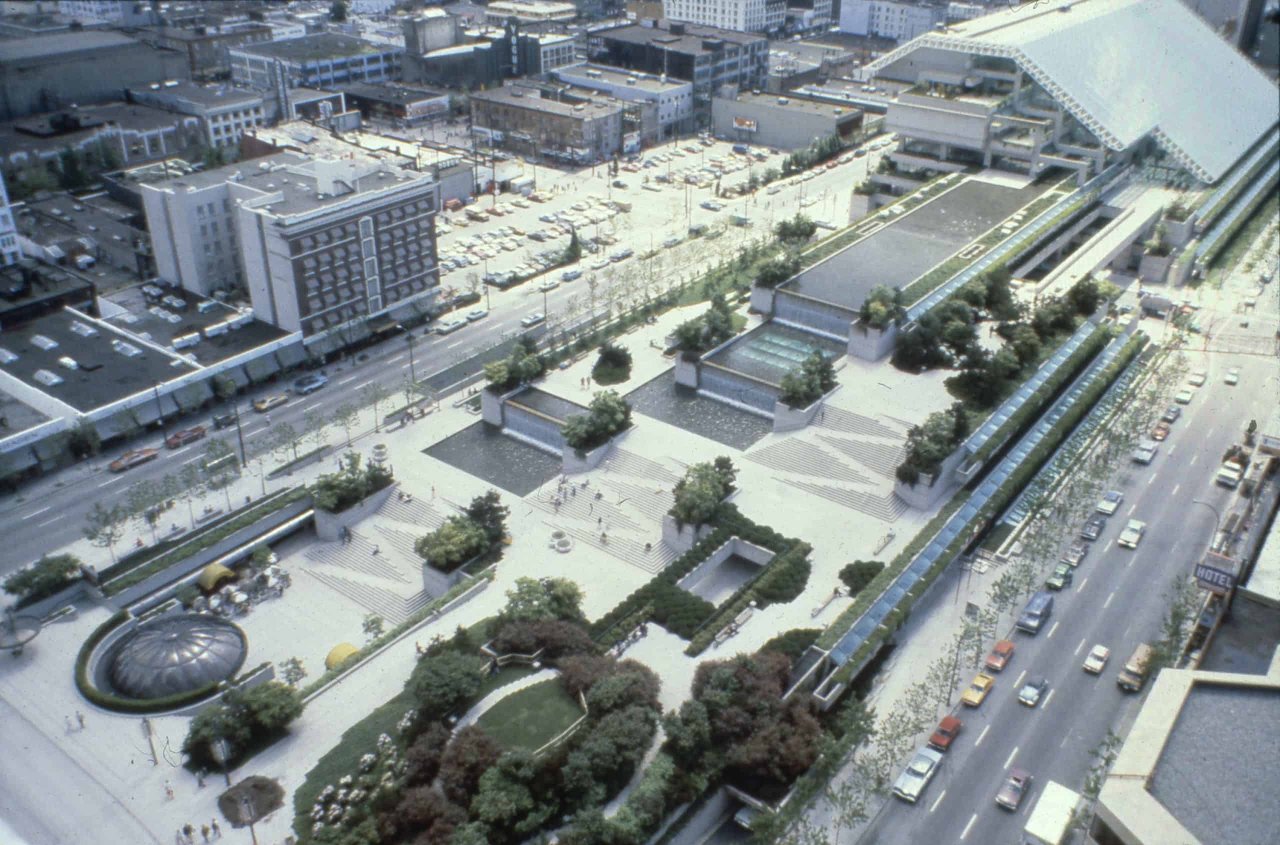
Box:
[65,716,74,733]
[76,711,85,730]
[164,780,175,800]
[211,819,221,838]
[183,823,195,844]
[196,770,205,788]
[201,824,210,843]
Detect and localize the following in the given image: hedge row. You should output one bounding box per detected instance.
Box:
[684,540,813,656]
[102,487,308,597]
[821,332,1147,687]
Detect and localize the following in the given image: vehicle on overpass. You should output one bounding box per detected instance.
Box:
[1023,781,1081,845]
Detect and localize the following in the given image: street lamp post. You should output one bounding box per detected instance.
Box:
[405,333,417,384]
[1192,499,1223,555]
[232,407,247,469]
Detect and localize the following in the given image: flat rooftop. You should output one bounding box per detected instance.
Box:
[1241,511,1280,607]
[0,309,199,412]
[127,81,264,108]
[341,81,449,105]
[556,64,690,92]
[784,176,1047,311]
[0,263,94,325]
[234,32,399,62]
[0,30,140,63]
[0,387,51,436]
[1148,685,1280,845]
[472,85,623,118]
[718,90,860,120]
[599,21,765,53]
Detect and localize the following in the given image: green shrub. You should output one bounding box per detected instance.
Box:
[4,552,81,605]
[415,516,489,572]
[839,560,884,595]
[311,452,393,513]
[760,628,822,664]
[779,351,837,409]
[562,391,632,453]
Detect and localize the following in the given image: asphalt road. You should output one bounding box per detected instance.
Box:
[857,352,1278,845]
[0,143,887,573]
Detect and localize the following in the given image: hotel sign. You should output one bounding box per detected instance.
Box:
[1195,552,1236,594]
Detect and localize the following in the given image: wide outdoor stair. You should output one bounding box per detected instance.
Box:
[814,406,904,439]
[603,479,676,523]
[528,486,644,533]
[304,567,434,624]
[378,494,447,531]
[746,439,872,485]
[602,449,680,483]
[781,478,909,523]
[817,434,906,480]
[556,523,675,574]
[304,534,411,582]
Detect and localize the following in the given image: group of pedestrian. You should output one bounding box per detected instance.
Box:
[174,820,220,844]
[63,711,86,733]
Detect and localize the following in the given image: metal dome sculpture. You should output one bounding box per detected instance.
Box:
[109,615,247,700]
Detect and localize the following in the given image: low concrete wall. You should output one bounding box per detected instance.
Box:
[661,513,717,555]
[749,285,775,315]
[662,787,735,845]
[893,446,966,510]
[1165,216,1195,247]
[422,561,469,597]
[481,385,526,426]
[848,192,873,223]
[313,484,396,542]
[773,384,838,433]
[847,319,897,361]
[674,355,700,388]
[1138,252,1174,284]
[562,427,629,475]
[677,536,774,595]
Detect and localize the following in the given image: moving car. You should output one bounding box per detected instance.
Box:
[1080,515,1106,541]
[293,373,329,395]
[1189,370,1207,386]
[892,747,943,803]
[1117,643,1155,692]
[1018,676,1049,707]
[253,393,288,413]
[1061,543,1088,567]
[1225,367,1240,385]
[1096,490,1124,515]
[1046,562,1073,590]
[1117,519,1146,549]
[466,308,489,322]
[1083,644,1110,674]
[662,236,682,248]
[928,715,962,752]
[212,411,237,430]
[1162,405,1181,423]
[984,640,1015,673]
[590,258,610,270]
[1016,591,1054,635]
[961,673,996,707]
[561,269,582,282]
[1151,421,1171,441]
[537,279,559,292]
[165,426,207,449]
[435,317,467,335]
[109,448,160,473]
[995,768,1033,811]
[1131,439,1159,464]
[699,200,723,211]
[520,312,546,328]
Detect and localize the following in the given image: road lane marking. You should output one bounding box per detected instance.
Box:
[1043,689,1055,710]
[960,814,978,841]
[930,790,947,813]
[337,375,358,386]
[1004,747,1019,769]
[304,403,323,412]
[1075,638,1086,656]
[1014,669,1027,688]
[1104,591,1115,609]
[400,362,412,370]
[1060,734,1071,748]
[975,725,991,747]
[1148,474,1157,485]
[1171,484,1180,496]
[1126,503,1137,516]
[355,380,375,391]
[389,354,404,363]
[181,456,202,465]
[1168,445,1176,456]
[245,426,268,438]
[37,516,60,528]
[21,506,50,520]
[1047,621,1060,639]
[1104,540,1113,553]
[98,476,125,488]
[1076,576,1089,593]
[1190,454,1198,466]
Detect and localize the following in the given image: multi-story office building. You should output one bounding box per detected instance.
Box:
[471,83,624,164]
[126,81,268,149]
[712,90,862,149]
[593,21,768,124]
[131,21,274,79]
[141,152,440,348]
[484,1,579,26]
[839,0,944,41]
[229,33,403,93]
[406,24,581,89]
[662,0,785,33]
[0,172,18,266]
[0,31,189,120]
[341,82,450,127]
[553,63,695,140]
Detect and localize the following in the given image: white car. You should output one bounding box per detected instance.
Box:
[520,312,546,328]
[1175,389,1194,405]
[1224,368,1240,385]
[1189,370,1207,386]
[892,747,943,804]
[537,279,559,292]
[1096,490,1124,516]
[1083,644,1110,674]
[1117,519,1146,549]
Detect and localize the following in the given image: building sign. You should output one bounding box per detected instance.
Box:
[733,117,758,132]
[1195,554,1237,594]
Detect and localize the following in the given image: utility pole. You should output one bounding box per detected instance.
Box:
[406,332,417,384]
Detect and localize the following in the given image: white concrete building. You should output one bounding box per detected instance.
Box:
[0,171,18,266]
[554,63,695,139]
[662,0,786,32]
[56,0,123,23]
[127,81,268,149]
[484,1,578,26]
[142,152,440,349]
[538,33,580,72]
[266,21,308,41]
[839,0,944,41]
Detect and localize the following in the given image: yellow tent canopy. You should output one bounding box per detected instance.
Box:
[197,563,236,592]
[325,643,360,671]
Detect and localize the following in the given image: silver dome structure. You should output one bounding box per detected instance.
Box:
[109,615,247,700]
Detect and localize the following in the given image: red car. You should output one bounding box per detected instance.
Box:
[165,425,207,449]
[1151,421,1170,441]
[984,640,1016,673]
[109,448,159,473]
[928,714,962,752]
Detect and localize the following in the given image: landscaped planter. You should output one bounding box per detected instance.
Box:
[313,484,396,542]
[773,385,839,433]
[893,447,966,511]
[1164,216,1195,246]
[661,513,719,555]
[848,192,873,223]
[562,426,631,474]
[749,285,776,315]
[1138,252,1174,284]
[674,354,700,388]
[847,319,898,362]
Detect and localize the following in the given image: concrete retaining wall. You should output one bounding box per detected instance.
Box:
[893,446,966,510]
[674,355,700,388]
[749,285,775,315]
[847,319,897,361]
[773,384,838,433]
[562,428,628,474]
[677,536,774,595]
[1138,252,1174,284]
[313,484,396,542]
[422,560,469,597]
[661,513,717,555]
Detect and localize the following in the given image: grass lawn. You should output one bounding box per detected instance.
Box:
[475,678,583,752]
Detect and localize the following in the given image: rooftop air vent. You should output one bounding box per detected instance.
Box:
[111,339,142,358]
[31,334,58,351]
[57,356,78,370]
[33,369,63,386]
[69,321,98,337]
[0,347,17,364]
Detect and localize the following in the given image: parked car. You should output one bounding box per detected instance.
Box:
[1162,405,1181,423]
[165,426,207,449]
[1046,562,1074,590]
[892,747,943,804]
[928,715,962,752]
[212,412,237,430]
[1080,515,1107,541]
[293,373,329,395]
[1189,370,1207,386]
[699,200,723,211]
[537,279,560,292]
[1151,421,1171,441]
[520,312,546,328]
[561,269,582,282]
[253,393,288,413]
[1061,543,1088,567]
[1117,519,1146,549]
[109,448,160,473]
[1083,644,1111,674]
[1225,367,1240,385]
[466,308,489,322]
[995,768,1033,811]
[961,673,995,707]
[1096,490,1124,515]
[1017,676,1049,707]
[984,640,1015,673]
[1175,389,1194,405]
[663,236,682,248]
